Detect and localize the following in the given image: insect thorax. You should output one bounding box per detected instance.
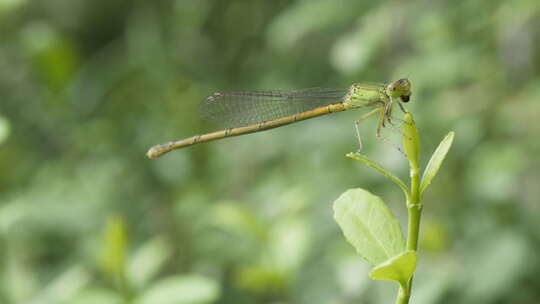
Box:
[343,83,388,109]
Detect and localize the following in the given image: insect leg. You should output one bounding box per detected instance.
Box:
[354,108,382,152]
[376,107,406,155]
[397,100,407,113]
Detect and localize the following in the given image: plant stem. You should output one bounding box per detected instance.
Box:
[396,284,410,304]
[397,109,423,304]
[404,203,422,302]
[400,157,423,304]
[406,204,422,251]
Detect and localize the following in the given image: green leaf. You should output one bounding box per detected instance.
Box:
[333,189,406,266]
[420,132,455,195]
[127,237,172,289]
[402,112,420,170]
[346,152,410,200]
[369,250,417,287]
[100,216,128,280]
[235,265,288,293]
[137,275,220,304]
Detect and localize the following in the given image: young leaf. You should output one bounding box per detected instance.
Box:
[333,189,406,266]
[402,112,420,170]
[369,250,417,287]
[346,152,410,200]
[420,132,455,195]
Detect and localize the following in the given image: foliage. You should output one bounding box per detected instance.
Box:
[334,111,453,303]
[1,0,539,303]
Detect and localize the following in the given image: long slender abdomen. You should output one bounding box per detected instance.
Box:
[146,103,347,158]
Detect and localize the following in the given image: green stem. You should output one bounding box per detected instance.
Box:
[405,203,422,300]
[396,107,423,303]
[396,284,409,304]
[401,161,423,304]
[407,204,422,252]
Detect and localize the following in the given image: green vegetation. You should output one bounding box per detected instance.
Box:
[1,0,539,303]
[335,112,453,303]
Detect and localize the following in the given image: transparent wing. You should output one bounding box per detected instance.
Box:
[199,87,349,128]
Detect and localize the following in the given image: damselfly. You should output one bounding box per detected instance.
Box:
[146,78,412,158]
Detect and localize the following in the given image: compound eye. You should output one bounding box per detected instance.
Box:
[401,95,410,103]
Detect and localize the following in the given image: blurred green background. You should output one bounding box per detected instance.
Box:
[1,0,539,303]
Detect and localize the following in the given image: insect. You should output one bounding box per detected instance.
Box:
[147,78,412,158]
